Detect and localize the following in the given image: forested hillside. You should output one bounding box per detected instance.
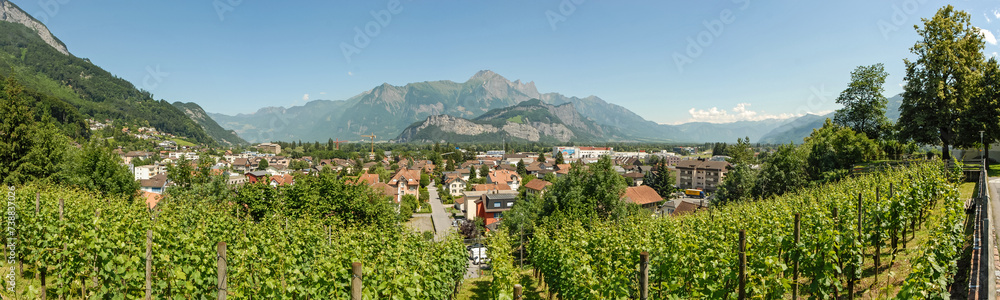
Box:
[0,20,213,144]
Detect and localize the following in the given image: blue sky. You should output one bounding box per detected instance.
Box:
[24,0,1000,124]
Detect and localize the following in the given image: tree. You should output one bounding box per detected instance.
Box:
[962,57,1000,162]
[712,143,728,156]
[516,159,527,176]
[63,142,139,198]
[540,156,634,222]
[257,158,269,170]
[554,150,565,165]
[805,119,880,181]
[643,160,677,198]
[420,173,430,188]
[167,156,195,188]
[898,5,985,161]
[537,152,547,163]
[714,164,757,206]
[399,194,419,221]
[469,165,478,180]
[727,137,756,166]
[480,164,491,180]
[753,143,809,198]
[833,63,891,140]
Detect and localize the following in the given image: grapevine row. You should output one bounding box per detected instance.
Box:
[7,184,467,299]
[529,162,963,299]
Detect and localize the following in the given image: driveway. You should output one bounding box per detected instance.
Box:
[427,182,453,241]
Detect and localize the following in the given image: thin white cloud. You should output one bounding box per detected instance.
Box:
[986,12,992,23]
[980,28,997,45]
[303,94,310,101]
[347,71,354,76]
[994,9,1000,19]
[677,103,800,124]
[320,92,327,95]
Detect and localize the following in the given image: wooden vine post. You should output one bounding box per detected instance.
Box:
[738,230,746,300]
[792,213,800,300]
[514,284,523,300]
[58,198,64,300]
[639,251,649,300]
[874,187,881,291]
[351,262,363,300]
[217,242,227,300]
[145,230,152,300]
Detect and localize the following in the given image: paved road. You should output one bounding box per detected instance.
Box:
[427,183,453,241]
[987,177,1000,297]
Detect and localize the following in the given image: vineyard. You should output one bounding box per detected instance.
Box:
[528,162,966,299]
[4,184,468,299]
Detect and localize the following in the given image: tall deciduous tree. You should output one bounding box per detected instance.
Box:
[898,6,985,160]
[961,57,1000,162]
[753,143,809,198]
[833,64,891,140]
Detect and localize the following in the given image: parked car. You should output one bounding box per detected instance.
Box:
[466,243,484,252]
[470,246,488,265]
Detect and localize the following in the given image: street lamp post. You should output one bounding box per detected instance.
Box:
[981,130,985,166]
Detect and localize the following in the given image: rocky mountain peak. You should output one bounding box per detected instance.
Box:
[0,0,69,55]
[470,70,502,81]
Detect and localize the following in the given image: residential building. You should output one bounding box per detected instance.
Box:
[622,185,663,210]
[623,172,645,186]
[121,151,154,165]
[269,174,295,187]
[133,165,163,181]
[475,192,518,231]
[444,176,468,196]
[140,174,169,194]
[488,169,522,190]
[388,168,421,203]
[257,142,282,154]
[675,159,731,192]
[523,179,552,196]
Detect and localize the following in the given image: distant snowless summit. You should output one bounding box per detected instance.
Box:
[209,70,850,144]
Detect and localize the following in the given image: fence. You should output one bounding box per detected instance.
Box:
[967,164,990,299]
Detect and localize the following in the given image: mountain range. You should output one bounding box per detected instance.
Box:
[395,99,623,143]
[757,94,903,144]
[211,70,816,144]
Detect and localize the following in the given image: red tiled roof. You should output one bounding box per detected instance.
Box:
[672,201,703,216]
[357,173,379,185]
[370,182,398,200]
[270,174,295,186]
[622,186,663,206]
[523,179,552,191]
[489,169,521,184]
[389,168,421,186]
[473,184,512,191]
[141,191,162,209]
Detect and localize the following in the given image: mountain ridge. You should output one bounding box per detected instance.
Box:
[209,70,806,144]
